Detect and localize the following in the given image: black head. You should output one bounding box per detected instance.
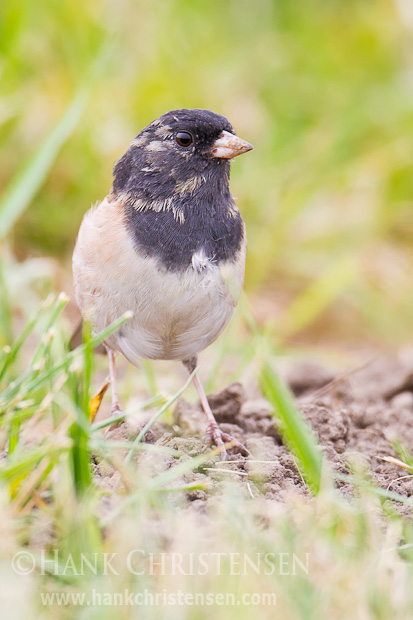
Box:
[112,108,252,203]
[115,109,253,272]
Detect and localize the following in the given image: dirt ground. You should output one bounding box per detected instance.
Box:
[101,354,413,506]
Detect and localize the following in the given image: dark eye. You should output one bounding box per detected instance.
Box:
[176,131,193,147]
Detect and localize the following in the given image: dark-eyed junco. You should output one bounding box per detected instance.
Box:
[72,108,253,456]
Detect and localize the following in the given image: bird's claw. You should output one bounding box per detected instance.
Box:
[111,403,122,417]
[206,422,250,460]
[104,403,124,435]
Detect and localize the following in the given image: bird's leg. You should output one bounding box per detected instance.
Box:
[107,348,122,416]
[183,358,250,460]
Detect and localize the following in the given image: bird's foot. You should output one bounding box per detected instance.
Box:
[111,402,122,417]
[206,422,250,460]
[104,402,124,435]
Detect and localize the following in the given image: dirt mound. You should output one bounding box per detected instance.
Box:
[103,356,413,504]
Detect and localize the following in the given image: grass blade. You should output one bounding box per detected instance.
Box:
[0,311,132,409]
[260,360,324,494]
[0,90,89,239]
[91,395,165,431]
[0,44,111,239]
[124,368,197,466]
[0,294,55,381]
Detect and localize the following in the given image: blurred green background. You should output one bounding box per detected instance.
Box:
[1,0,413,348]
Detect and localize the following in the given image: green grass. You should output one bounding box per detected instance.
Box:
[0,303,412,618]
[1,0,413,617]
[1,0,413,346]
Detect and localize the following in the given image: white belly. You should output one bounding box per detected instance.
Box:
[72,198,246,363]
[110,259,237,362]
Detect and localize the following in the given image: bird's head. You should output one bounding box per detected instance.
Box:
[112,109,253,207]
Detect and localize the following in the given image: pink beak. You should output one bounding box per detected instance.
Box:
[211,130,254,159]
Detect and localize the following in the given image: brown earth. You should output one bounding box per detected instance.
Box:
[101,355,413,506]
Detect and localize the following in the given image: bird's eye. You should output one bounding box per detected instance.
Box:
[176,131,193,147]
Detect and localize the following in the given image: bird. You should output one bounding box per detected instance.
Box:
[72,108,253,457]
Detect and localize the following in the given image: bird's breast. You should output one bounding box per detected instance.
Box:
[125,194,245,273]
[73,196,246,363]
